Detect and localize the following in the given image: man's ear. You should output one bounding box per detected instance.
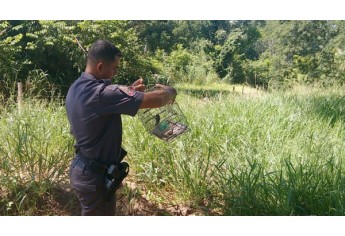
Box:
[96,62,103,74]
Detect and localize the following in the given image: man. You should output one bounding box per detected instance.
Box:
[66,39,176,216]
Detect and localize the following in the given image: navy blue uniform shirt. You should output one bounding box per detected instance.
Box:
[66,72,144,164]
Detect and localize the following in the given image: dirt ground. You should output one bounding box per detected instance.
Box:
[36,180,201,216]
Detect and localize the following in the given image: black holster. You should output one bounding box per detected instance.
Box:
[103,147,129,201]
[75,147,129,201]
[104,162,129,201]
[119,147,127,163]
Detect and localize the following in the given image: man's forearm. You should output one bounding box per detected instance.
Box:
[139,85,177,109]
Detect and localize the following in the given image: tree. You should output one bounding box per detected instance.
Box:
[216,21,261,83]
[0,20,156,97]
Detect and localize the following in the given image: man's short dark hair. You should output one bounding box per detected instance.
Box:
[87,40,122,63]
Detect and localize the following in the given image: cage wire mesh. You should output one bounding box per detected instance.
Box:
[137,86,189,141]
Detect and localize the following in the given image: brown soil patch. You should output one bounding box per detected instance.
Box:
[33,181,205,216]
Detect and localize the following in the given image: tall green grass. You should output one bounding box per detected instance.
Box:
[123,85,345,215]
[1,84,345,215]
[0,99,74,215]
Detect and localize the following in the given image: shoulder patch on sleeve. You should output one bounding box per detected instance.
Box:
[106,84,118,91]
[118,86,136,96]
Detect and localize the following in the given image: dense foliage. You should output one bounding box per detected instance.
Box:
[1,20,345,98]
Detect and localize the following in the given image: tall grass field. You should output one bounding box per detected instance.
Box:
[1,84,345,215]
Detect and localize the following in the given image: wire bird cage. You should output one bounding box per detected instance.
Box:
[137,87,189,141]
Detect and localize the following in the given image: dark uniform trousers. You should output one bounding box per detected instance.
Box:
[70,157,116,216]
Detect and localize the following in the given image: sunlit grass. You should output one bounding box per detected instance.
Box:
[0,99,74,215]
[123,84,345,215]
[2,84,345,215]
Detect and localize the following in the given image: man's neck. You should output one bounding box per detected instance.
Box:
[85,67,99,79]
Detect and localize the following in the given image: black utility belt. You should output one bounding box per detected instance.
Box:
[75,154,129,200]
[76,154,128,178]
[76,154,106,173]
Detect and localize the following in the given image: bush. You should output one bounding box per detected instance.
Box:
[152,41,219,85]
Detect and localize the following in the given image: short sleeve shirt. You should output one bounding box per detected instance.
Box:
[66,72,144,164]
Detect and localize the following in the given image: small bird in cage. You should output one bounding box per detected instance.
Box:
[138,100,189,141]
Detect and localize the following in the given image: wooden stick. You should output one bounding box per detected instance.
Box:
[75,37,87,56]
[17,82,23,111]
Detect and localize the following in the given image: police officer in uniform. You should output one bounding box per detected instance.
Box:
[66,39,176,216]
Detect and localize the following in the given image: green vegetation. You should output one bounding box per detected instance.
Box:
[2,84,345,215]
[123,84,345,215]
[1,20,345,98]
[0,99,74,215]
[2,20,345,215]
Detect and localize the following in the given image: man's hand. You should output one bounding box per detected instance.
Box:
[139,83,177,109]
[132,77,145,92]
[155,84,177,104]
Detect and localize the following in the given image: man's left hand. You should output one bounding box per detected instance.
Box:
[132,77,145,92]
